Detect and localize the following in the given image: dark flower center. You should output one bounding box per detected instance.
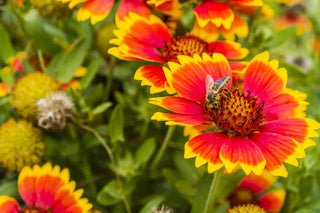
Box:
[162,35,211,63]
[207,89,265,136]
[20,206,47,213]
[228,187,256,208]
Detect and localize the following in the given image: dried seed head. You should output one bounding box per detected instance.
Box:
[36,91,74,130]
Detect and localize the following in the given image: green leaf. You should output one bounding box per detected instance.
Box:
[97,180,122,206]
[79,61,99,89]
[135,138,156,168]
[191,174,212,213]
[279,61,307,80]
[92,102,112,115]
[267,26,297,48]
[139,196,166,213]
[46,39,89,83]
[299,175,314,204]
[0,69,15,86]
[109,105,125,143]
[0,181,18,196]
[26,12,66,55]
[0,24,14,62]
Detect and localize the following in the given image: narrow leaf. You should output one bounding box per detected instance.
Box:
[135,138,156,168]
[92,102,112,115]
[0,24,14,62]
[109,105,125,143]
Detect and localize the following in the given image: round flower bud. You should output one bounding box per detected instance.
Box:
[0,119,45,172]
[9,72,60,119]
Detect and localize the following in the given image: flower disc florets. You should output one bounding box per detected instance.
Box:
[162,35,211,62]
[20,206,47,213]
[227,204,266,213]
[9,72,61,119]
[209,89,265,136]
[0,119,45,172]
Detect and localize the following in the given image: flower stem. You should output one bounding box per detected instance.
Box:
[37,49,47,72]
[203,169,222,213]
[105,56,116,101]
[72,119,132,213]
[8,0,31,41]
[150,125,176,170]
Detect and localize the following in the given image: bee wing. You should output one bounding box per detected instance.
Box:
[205,74,215,92]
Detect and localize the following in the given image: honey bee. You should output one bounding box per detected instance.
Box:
[205,75,231,110]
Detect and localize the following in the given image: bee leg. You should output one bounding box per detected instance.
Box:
[222,89,232,101]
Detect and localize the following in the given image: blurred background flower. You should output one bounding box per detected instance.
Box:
[0,119,45,171]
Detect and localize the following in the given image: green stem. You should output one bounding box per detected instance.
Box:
[72,119,132,213]
[203,169,222,213]
[105,56,116,101]
[150,125,176,170]
[37,49,47,72]
[8,0,31,41]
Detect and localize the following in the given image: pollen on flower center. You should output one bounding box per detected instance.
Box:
[162,35,211,62]
[208,89,265,136]
[20,206,47,213]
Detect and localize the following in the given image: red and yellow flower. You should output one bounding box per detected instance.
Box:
[0,163,92,213]
[273,14,312,35]
[192,0,263,40]
[228,172,285,212]
[150,51,320,177]
[59,0,114,24]
[0,83,11,97]
[109,13,248,94]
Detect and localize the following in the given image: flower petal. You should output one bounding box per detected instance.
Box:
[151,112,209,126]
[210,40,249,60]
[262,118,319,149]
[147,0,183,17]
[194,0,234,29]
[258,190,286,212]
[219,136,266,175]
[134,65,175,94]
[238,172,277,194]
[116,0,150,22]
[244,52,287,103]
[252,131,306,177]
[184,132,226,173]
[220,14,248,40]
[18,163,70,209]
[168,53,232,103]
[77,0,114,24]
[149,97,206,115]
[0,196,20,213]
[109,13,172,62]
[51,182,92,213]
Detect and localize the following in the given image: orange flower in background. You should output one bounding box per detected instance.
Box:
[228,172,285,212]
[147,0,183,17]
[0,163,92,213]
[0,83,11,97]
[192,14,249,41]
[109,13,248,93]
[116,0,151,23]
[273,0,302,5]
[192,0,263,40]
[59,0,114,24]
[272,4,311,35]
[8,52,28,72]
[273,15,312,35]
[150,52,320,177]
